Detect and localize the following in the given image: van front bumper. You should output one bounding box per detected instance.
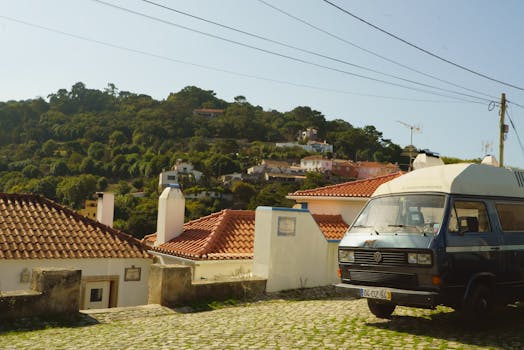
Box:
[335,283,439,308]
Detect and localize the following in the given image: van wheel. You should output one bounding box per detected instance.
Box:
[367,299,396,319]
[463,284,492,319]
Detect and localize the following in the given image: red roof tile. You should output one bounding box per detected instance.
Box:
[0,193,151,260]
[148,210,348,260]
[287,172,404,198]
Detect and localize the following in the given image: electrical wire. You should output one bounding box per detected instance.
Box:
[139,0,494,103]
[0,14,484,105]
[91,0,494,104]
[508,100,524,110]
[322,0,524,92]
[506,107,524,158]
[257,0,498,101]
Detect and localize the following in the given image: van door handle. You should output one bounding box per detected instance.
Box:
[490,246,500,250]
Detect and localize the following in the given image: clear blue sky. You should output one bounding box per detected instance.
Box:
[2,0,524,167]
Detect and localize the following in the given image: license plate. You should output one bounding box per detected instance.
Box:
[361,288,391,300]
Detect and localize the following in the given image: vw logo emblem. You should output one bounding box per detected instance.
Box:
[373,251,383,263]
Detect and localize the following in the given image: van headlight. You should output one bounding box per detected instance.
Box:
[339,250,355,263]
[407,252,432,265]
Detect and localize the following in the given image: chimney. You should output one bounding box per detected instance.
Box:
[481,155,499,167]
[155,184,185,246]
[96,192,114,228]
[412,150,444,170]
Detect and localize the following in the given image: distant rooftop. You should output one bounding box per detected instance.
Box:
[287,172,404,199]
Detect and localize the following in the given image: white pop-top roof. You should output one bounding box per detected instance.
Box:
[373,163,524,198]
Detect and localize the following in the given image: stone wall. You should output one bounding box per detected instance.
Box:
[148,264,266,307]
[0,268,81,320]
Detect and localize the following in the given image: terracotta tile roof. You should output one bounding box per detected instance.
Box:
[312,214,349,241]
[0,193,151,260]
[148,210,348,260]
[287,172,404,198]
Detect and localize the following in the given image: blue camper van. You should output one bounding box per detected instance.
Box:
[336,163,524,319]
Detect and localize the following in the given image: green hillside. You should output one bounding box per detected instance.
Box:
[0,82,403,237]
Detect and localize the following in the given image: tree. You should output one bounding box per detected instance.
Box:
[231,181,256,206]
[56,175,97,208]
[50,160,69,176]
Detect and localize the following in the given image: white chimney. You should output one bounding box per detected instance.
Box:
[96,192,114,228]
[413,151,444,170]
[481,155,499,167]
[155,184,185,246]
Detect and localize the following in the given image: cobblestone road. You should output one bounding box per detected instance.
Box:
[2,295,524,349]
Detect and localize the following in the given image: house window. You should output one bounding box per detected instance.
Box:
[90,288,103,302]
[167,175,176,180]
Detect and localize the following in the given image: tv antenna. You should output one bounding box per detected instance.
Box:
[481,140,493,155]
[397,120,422,171]
[396,120,422,146]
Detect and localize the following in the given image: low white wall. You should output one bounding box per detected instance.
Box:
[0,258,151,307]
[253,207,340,292]
[151,252,252,281]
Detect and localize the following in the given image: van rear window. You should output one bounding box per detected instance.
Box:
[496,203,524,231]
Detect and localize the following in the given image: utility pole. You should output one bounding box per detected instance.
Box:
[499,93,507,167]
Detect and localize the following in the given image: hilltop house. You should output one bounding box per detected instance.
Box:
[354,161,400,179]
[159,160,204,188]
[192,108,225,118]
[247,160,305,182]
[143,186,348,285]
[0,193,153,309]
[300,155,332,173]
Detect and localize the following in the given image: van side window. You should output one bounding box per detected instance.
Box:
[496,203,524,231]
[448,201,491,233]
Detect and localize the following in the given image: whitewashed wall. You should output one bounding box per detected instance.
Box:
[0,258,152,307]
[253,207,341,292]
[151,252,252,281]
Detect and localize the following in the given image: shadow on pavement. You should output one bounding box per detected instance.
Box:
[367,305,524,349]
[0,313,99,334]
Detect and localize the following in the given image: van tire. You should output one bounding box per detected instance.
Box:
[367,299,396,319]
[463,284,492,320]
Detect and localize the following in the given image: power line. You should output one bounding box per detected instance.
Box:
[506,107,524,158]
[92,0,493,104]
[508,100,524,110]
[257,0,498,101]
[0,14,484,105]
[140,0,494,103]
[322,0,524,92]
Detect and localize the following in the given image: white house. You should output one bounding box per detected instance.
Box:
[144,186,348,283]
[159,161,203,188]
[0,193,153,309]
[287,172,404,225]
[300,155,332,173]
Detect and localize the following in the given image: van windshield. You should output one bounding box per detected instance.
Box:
[350,194,446,235]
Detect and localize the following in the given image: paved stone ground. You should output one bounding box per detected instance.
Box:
[2,289,524,349]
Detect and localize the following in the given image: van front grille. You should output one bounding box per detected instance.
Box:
[354,250,406,266]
